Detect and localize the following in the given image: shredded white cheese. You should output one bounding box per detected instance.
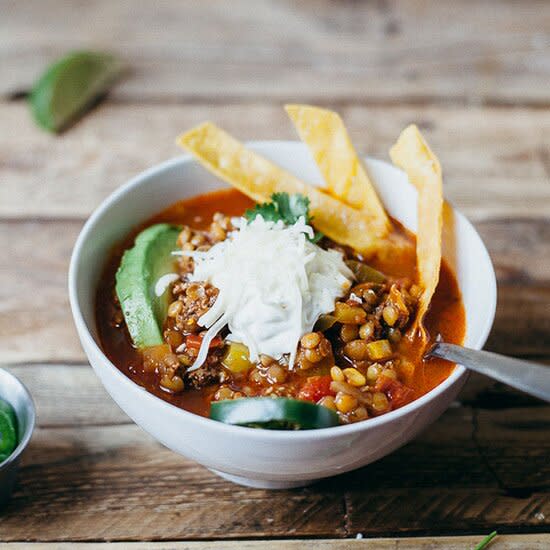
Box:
[154,273,180,297]
[180,215,352,372]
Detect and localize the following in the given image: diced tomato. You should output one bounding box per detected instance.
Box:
[388,383,415,409]
[186,333,223,350]
[298,375,335,402]
[375,375,415,410]
[374,374,394,393]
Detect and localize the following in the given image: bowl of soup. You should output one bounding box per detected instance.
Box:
[69,112,496,488]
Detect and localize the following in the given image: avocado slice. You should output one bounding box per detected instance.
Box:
[115,223,181,349]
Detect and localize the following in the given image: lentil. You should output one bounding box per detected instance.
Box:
[343,367,366,387]
[343,339,371,361]
[335,392,358,413]
[330,366,345,382]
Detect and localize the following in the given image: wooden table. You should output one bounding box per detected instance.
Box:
[1,1,549,548]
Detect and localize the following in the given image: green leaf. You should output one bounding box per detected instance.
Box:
[272,192,310,225]
[309,230,324,244]
[29,50,123,133]
[473,531,497,550]
[245,202,279,223]
[244,192,322,242]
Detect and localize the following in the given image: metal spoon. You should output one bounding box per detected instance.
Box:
[426,342,550,403]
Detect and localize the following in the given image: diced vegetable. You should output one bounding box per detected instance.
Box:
[298,375,335,402]
[222,342,252,374]
[333,302,367,324]
[346,260,385,284]
[314,314,337,332]
[210,397,339,429]
[142,344,172,373]
[366,339,393,360]
[186,333,223,350]
[376,375,415,409]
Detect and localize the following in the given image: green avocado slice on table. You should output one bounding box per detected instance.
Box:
[115,223,181,349]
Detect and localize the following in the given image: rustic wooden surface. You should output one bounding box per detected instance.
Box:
[1,0,549,547]
[3,536,550,550]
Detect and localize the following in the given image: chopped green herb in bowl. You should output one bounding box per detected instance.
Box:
[0,398,18,463]
[245,192,323,243]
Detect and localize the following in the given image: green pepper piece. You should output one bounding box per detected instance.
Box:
[210,397,339,430]
[346,260,385,284]
[314,314,337,332]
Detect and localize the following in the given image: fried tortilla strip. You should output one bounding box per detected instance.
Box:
[178,122,382,252]
[285,104,390,238]
[389,124,443,342]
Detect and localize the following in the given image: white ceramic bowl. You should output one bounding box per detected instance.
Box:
[69,141,496,489]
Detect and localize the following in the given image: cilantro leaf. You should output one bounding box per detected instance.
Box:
[272,192,310,225]
[244,202,279,223]
[309,230,324,244]
[244,192,323,243]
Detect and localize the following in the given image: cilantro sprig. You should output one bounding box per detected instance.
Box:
[245,193,323,243]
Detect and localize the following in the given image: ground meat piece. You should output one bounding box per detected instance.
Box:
[183,354,223,389]
[380,284,411,329]
[207,212,234,243]
[171,281,219,333]
[349,282,385,312]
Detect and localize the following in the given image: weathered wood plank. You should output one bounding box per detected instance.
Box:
[344,406,550,535]
[0,220,82,363]
[2,218,550,364]
[1,102,549,220]
[1,362,548,540]
[2,0,550,104]
[5,364,129,427]
[1,395,547,540]
[2,424,346,541]
[3,534,550,549]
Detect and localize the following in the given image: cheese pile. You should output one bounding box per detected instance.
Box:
[183,215,352,371]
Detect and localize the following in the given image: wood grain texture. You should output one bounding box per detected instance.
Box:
[2,0,550,104]
[0,364,548,541]
[6,364,128,427]
[2,218,550,364]
[2,1,550,542]
[3,535,550,549]
[1,102,549,220]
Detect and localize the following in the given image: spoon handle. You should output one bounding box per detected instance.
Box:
[428,343,550,403]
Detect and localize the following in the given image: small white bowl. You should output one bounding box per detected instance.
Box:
[69,142,496,489]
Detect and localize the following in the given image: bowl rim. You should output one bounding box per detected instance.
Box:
[0,368,36,469]
[69,140,497,441]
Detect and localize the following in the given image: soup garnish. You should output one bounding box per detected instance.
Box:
[97,105,465,429]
